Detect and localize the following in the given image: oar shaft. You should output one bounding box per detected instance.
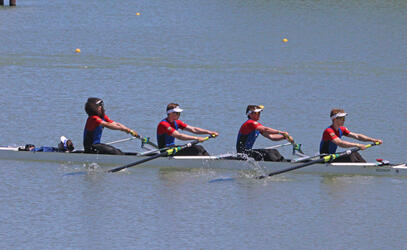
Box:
[138,145,173,156]
[106,138,134,145]
[108,135,216,173]
[263,142,292,150]
[293,153,326,163]
[105,135,158,149]
[264,158,324,178]
[109,151,165,173]
[138,148,160,156]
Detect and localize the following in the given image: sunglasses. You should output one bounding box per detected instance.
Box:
[96,100,104,107]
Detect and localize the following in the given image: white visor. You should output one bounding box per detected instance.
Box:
[331,112,348,120]
[60,136,68,144]
[167,106,183,114]
[247,108,263,115]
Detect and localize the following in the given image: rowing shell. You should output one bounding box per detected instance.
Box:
[0,146,406,176]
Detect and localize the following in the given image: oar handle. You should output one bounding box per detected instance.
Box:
[166,134,217,156]
[365,141,381,148]
[204,134,217,141]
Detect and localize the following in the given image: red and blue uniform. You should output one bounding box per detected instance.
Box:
[320,126,350,154]
[236,119,262,153]
[83,115,113,152]
[157,119,188,148]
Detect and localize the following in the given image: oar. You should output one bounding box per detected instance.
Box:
[105,135,158,149]
[106,137,135,145]
[292,152,327,163]
[257,142,380,179]
[263,142,304,155]
[263,142,292,150]
[108,135,216,173]
[137,146,169,156]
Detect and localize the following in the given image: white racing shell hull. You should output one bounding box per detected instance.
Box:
[0,147,406,176]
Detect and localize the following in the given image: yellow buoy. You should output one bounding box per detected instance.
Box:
[282,38,288,43]
[136,12,140,16]
[75,48,81,53]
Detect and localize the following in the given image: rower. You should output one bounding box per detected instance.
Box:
[58,136,75,152]
[156,103,218,156]
[236,105,294,161]
[319,109,383,162]
[83,97,139,155]
[20,136,75,152]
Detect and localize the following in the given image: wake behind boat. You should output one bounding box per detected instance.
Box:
[0,146,406,177]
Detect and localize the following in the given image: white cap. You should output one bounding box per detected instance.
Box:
[246,107,264,115]
[167,106,183,114]
[60,136,68,143]
[331,112,348,120]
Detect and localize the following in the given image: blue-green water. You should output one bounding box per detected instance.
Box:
[1,0,407,248]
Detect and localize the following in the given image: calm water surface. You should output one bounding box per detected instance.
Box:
[1,0,407,249]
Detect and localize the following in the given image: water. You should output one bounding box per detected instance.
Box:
[1,0,407,248]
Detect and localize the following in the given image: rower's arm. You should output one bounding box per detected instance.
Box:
[171,130,206,142]
[347,132,382,144]
[184,125,218,136]
[101,121,132,134]
[257,125,280,135]
[257,126,293,142]
[331,137,364,148]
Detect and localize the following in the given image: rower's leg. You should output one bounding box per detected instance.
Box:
[174,145,209,156]
[349,151,367,163]
[253,149,286,162]
[331,152,366,163]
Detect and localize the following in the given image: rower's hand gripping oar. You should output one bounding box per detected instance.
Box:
[108,134,217,173]
[257,142,381,179]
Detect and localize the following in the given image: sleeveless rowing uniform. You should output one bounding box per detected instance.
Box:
[156,119,187,149]
[236,119,262,153]
[83,115,113,152]
[319,125,350,154]
[236,119,285,161]
[156,119,209,156]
